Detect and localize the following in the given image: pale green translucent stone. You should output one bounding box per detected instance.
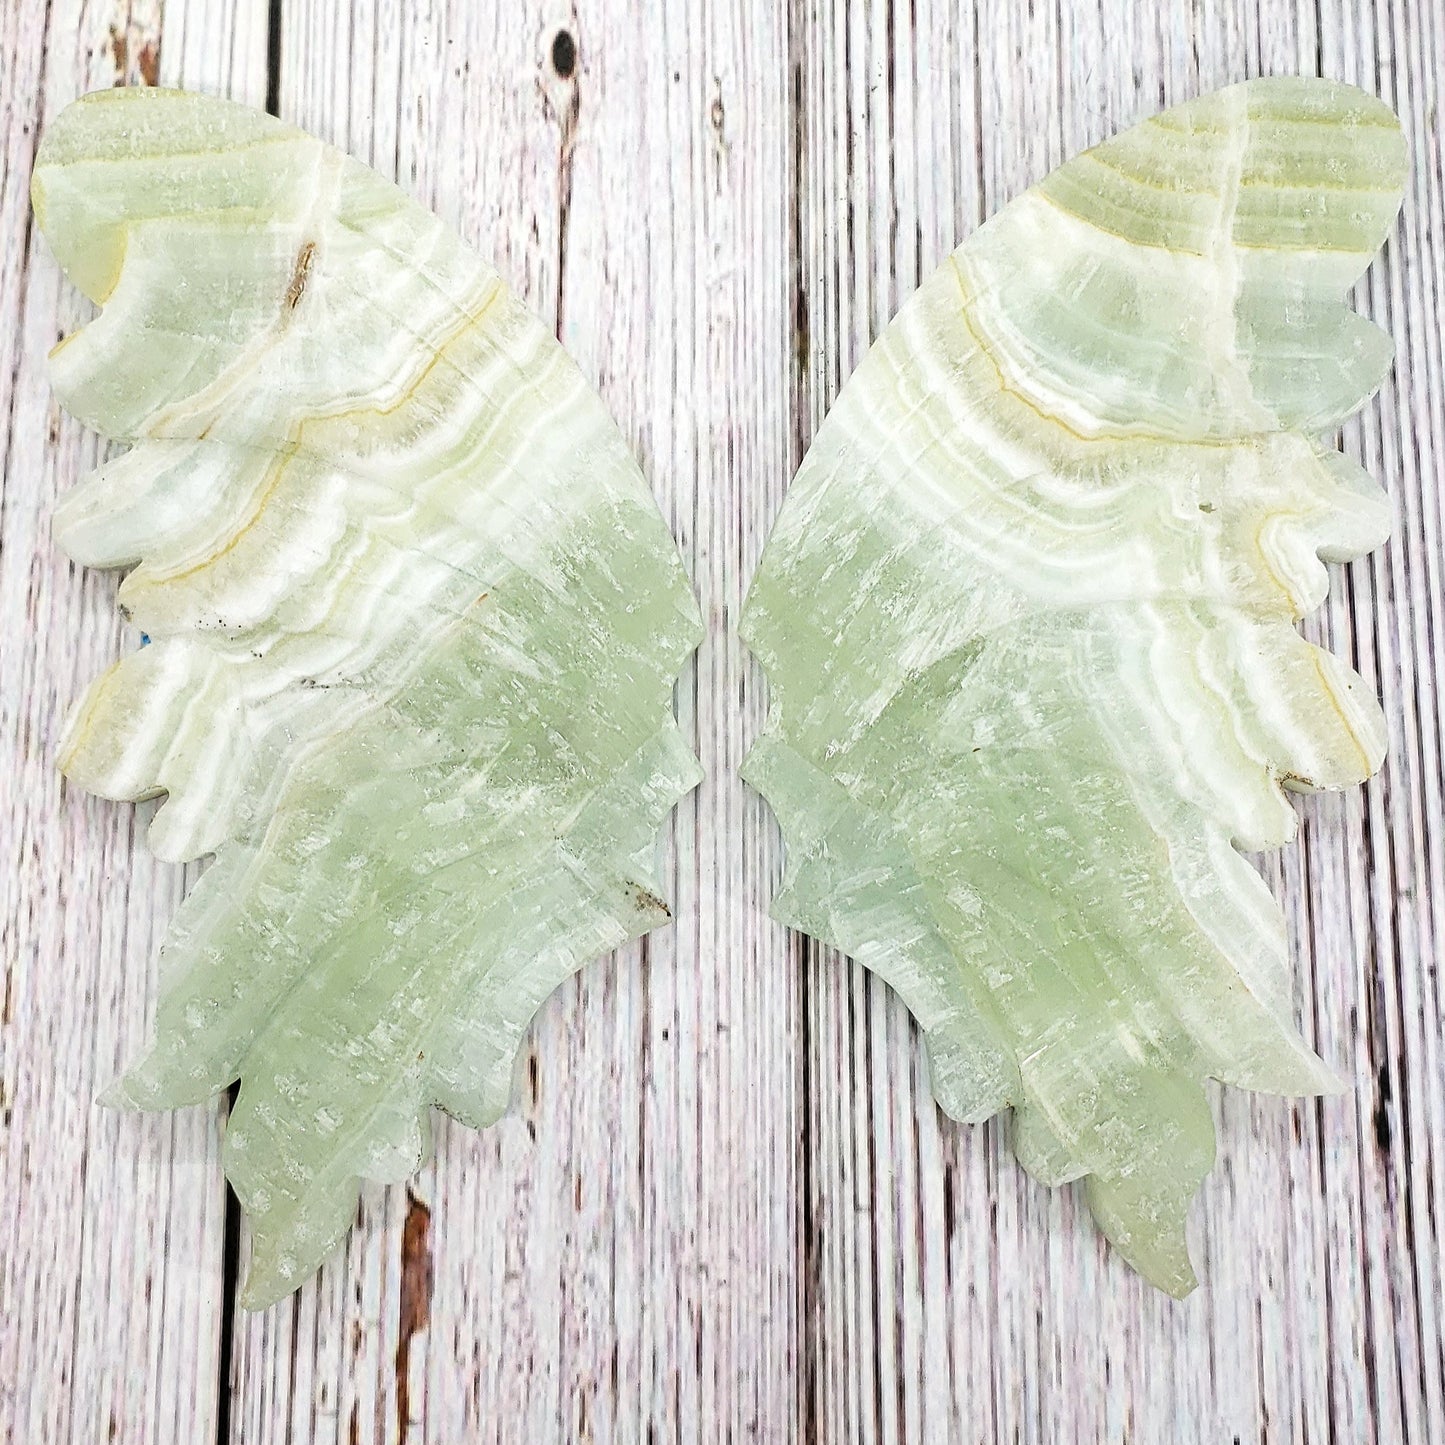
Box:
[742,78,1406,1295]
[35,88,702,1307]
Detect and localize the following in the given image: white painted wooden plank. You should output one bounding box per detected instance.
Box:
[794,0,1445,1440]
[0,2,268,1443]
[223,2,803,1440]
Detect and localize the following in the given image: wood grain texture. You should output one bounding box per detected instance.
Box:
[793,1,1444,1439]
[0,0,1440,1441]
[225,2,802,1441]
[0,2,267,1442]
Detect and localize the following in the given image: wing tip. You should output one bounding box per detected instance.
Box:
[33,86,298,300]
[37,84,285,164]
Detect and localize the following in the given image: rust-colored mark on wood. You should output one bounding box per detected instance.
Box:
[394,1189,433,1440]
[108,27,127,81]
[284,241,317,311]
[108,24,160,87]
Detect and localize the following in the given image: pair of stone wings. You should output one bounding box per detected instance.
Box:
[32,80,1406,1305]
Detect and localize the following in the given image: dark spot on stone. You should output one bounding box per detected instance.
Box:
[1198,501,1216,513]
[711,96,725,132]
[551,29,577,79]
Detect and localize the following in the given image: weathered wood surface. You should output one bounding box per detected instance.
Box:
[0,0,1440,1440]
[0,4,264,1443]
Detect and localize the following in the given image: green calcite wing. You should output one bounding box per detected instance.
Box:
[742,78,1406,1294]
[35,88,702,1307]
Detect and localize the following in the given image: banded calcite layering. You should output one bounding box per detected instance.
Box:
[742,78,1406,1293]
[35,89,703,1306]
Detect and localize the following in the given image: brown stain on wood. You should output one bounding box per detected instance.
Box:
[107,23,160,87]
[394,1189,433,1440]
[137,41,159,87]
[108,26,127,79]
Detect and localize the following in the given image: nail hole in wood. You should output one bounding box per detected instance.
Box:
[551,29,577,79]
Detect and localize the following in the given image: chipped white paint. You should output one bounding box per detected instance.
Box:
[1,0,1441,1441]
